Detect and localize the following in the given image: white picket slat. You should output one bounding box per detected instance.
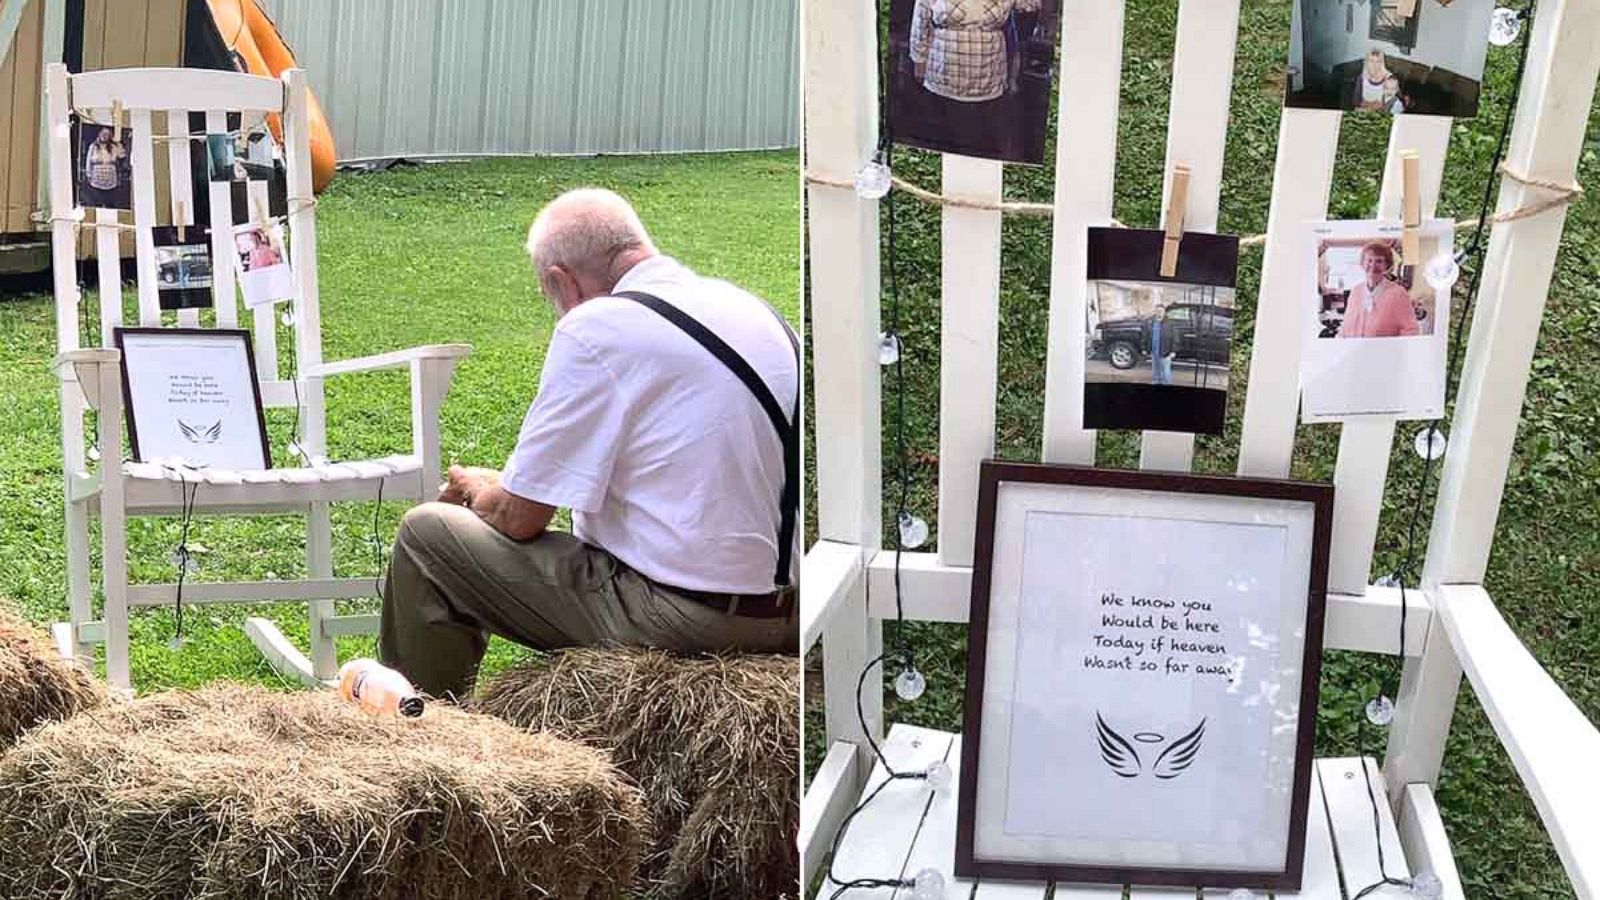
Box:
[165,109,199,327]
[1236,109,1341,479]
[247,177,279,377]
[1273,764,1344,900]
[805,0,882,548]
[1139,0,1242,474]
[1326,117,1451,595]
[128,108,160,326]
[205,109,238,327]
[937,155,1002,567]
[1050,882,1122,899]
[95,207,122,344]
[1041,0,1123,465]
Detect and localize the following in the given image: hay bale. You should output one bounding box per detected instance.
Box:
[0,608,102,751]
[475,649,799,900]
[0,684,647,900]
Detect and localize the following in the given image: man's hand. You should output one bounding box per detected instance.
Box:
[438,465,501,506]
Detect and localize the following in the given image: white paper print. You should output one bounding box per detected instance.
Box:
[120,331,267,470]
[1003,510,1286,845]
[233,222,296,309]
[972,483,1316,873]
[1300,219,1452,422]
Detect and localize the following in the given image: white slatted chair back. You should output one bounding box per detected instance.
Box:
[801,0,1600,894]
[46,64,326,452]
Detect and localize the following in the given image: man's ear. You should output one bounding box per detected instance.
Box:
[541,266,579,315]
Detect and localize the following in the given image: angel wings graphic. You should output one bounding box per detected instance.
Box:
[1095,712,1207,780]
[177,419,223,444]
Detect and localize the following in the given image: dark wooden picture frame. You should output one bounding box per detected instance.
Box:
[955,461,1333,891]
[114,327,272,470]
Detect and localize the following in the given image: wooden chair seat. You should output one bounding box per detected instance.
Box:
[92,455,428,514]
[819,725,1439,899]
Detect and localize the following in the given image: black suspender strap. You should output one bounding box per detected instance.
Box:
[613,291,799,588]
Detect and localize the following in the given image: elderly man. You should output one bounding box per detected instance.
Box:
[379,189,798,698]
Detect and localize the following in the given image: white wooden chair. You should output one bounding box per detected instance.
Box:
[801,0,1600,897]
[44,63,469,690]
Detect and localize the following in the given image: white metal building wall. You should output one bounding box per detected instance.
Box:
[259,0,799,161]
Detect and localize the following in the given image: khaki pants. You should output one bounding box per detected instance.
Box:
[379,502,797,697]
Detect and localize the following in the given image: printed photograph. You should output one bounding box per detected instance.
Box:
[152,226,214,311]
[1301,219,1452,421]
[1084,228,1240,434]
[74,121,133,210]
[1315,233,1438,338]
[233,222,295,308]
[1286,0,1497,118]
[206,133,243,183]
[886,0,1060,164]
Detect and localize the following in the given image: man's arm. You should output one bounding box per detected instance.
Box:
[470,483,557,542]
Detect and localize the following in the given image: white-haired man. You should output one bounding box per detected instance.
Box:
[378,189,798,698]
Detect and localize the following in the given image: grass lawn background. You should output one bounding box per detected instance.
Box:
[0,150,799,691]
[803,1,1597,897]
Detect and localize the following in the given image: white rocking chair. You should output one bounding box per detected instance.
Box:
[801,0,1600,897]
[44,63,469,690]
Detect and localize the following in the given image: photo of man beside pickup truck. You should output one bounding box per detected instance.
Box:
[1083,227,1240,435]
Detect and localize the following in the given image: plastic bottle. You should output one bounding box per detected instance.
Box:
[337,659,424,718]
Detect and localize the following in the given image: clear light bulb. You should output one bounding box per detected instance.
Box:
[1410,871,1444,900]
[1413,427,1447,461]
[1488,7,1521,45]
[898,510,929,549]
[281,309,296,327]
[853,158,892,200]
[1228,890,1258,900]
[1423,252,1461,293]
[170,547,199,574]
[167,635,187,651]
[894,665,927,701]
[1366,695,1396,727]
[910,867,945,900]
[1375,573,1402,589]
[87,445,101,462]
[877,331,902,366]
[925,759,953,792]
[287,439,306,462]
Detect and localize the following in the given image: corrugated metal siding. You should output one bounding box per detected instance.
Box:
[259,0,799,161]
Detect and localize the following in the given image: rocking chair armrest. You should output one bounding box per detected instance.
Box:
[303,344,472,379]
[52,349,123,411]
[1438,584,1600,894]
[51,347,121,378]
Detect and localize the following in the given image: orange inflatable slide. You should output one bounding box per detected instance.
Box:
[205,0,337,193]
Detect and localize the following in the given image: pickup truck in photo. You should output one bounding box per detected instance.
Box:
[1089,303,1234,370]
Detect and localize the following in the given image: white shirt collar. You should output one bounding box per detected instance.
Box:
[612,255,680,294]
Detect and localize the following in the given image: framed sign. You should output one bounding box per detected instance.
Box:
[957,462,1332,891]
[114,328,271,470]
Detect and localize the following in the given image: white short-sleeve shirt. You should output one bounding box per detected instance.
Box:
[499,255,797,593]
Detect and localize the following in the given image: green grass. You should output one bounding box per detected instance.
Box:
[0,150,799,691]
[804,2,1598,896]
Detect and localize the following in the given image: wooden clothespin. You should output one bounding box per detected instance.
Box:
[176,200,188,242]
[1160,164,1191,278]
[111,100,124,142]
[1400,150,1421,265]
[1397,0,1419,17]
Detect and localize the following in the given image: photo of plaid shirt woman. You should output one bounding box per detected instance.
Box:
[889,0,1059,163]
